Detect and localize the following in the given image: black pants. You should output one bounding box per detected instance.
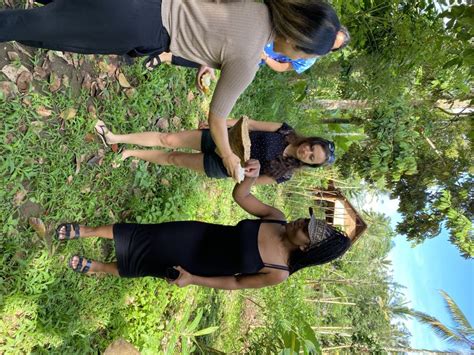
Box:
[0,0,170,57]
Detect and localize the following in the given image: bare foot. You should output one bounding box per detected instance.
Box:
[94,120,117,145]
[120,149,131,161]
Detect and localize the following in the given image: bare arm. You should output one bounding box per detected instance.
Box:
[209,111,241,181]
[233,160,285,220]
[201,118,283,132]
[170,266,288,290]
[255,175,277,185]
[263,57,293,73]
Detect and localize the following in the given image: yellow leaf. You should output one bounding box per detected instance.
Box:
[29,217,46,238]
[117,73,131,88]
[36,106,53,117]
[60,108,77,120]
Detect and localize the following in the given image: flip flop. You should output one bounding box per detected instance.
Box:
[68,255,92,274]
[94,120,109,148]
[55,223,81,241]
[144,55,161,71]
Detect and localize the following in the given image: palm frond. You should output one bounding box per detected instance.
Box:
[440,290,473,335]
[410,310,468,347]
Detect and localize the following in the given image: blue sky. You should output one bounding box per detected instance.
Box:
[367,195,474,351]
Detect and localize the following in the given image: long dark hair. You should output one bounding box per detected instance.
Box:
[289,222,350,275]
[264,0,341,55]
[265,133,335,181]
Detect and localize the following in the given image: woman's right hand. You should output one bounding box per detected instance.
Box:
[244,159,261,178]
[222,153,242,182]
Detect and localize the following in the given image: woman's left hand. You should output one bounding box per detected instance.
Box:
[244,159,261,178]
[196,66,216,93]
[168,266,193,288]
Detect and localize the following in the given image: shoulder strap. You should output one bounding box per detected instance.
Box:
[263,262,290,271]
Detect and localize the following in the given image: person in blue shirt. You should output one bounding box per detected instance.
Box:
[261,26,350,74]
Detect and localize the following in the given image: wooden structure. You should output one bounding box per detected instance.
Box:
[312,181,367,243]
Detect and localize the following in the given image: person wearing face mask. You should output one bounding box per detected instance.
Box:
[1,0,341,182]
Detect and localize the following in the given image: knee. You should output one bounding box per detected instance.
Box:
[166,151,182,166]
[159,133,176,148]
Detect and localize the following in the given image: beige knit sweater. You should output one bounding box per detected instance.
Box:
[161,0,274,118]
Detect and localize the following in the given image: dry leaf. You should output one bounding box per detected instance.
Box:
[49,72,61,92]
[30,121,44,135]
[13,189,27,206]
[111,143,120,153]
[12,42,33,58]
[60,108,77,120]
[84,133,96,143]
[187,91,195,102]
[87,104,97,118]
[82,73,92,91]
[62,74,70,88]
[156,117,169,130]
[36,106,53,117]
[16,70,32,93]
[1,64,30,82]
[171,116,182,128]
[53,51,74,65]
[97,77,106,91]
[29,217,46,238]
[0,81,18,99]
[130,159,139,171]
[104,339,140,355]
[33,66,48,80]
[117,73,131,88]
[7,51,20,61]
[124,88,136,98]
[80,186,91,194]
[67,175,73,184]
[75,154,86,175]
[22,97,32,106]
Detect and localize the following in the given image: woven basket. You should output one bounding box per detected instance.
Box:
[216,116,251,165]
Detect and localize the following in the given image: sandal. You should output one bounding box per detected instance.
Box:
[94,120,110,148]
[69,255,92,274]
[55,223,81,241]
[144,55,161,71]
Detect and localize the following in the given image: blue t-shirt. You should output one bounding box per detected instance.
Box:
[260,42,318,74]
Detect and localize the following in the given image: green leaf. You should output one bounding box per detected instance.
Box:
[192,326,219,337]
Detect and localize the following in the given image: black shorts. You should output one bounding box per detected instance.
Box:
[201,130,230,179]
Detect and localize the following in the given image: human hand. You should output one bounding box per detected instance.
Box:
[168,266,193,288]
[198,121,209,129]
[196,66,216,93]
[222,153,242,182]
[260,51,268,61]
[244,159,261,178]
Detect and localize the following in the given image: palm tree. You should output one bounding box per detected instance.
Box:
[410,290,474,350]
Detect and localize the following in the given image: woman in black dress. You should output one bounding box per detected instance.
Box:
[1,0,341,182]
[56,160,350,290]
[94,118,336,185]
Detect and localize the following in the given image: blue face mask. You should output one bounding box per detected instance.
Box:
[325,141,336,165]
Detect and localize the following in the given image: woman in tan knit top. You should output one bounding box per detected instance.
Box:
[1,0,341,180]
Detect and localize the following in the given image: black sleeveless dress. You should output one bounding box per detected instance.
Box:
[113,219,287,278]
